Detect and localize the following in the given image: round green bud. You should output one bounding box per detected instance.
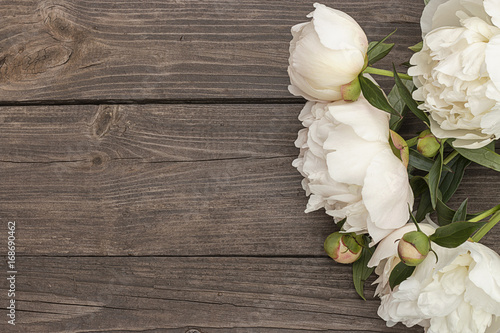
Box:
[398,231,431,266]
[324,232,363,264]
[417,129,441,158]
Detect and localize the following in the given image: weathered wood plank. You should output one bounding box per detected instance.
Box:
[1,105,499,256]
[0,256,421,332]
[0,0,424,102]
[0,104,303,162]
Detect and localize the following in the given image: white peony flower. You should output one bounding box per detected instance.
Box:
[288,3,368,102]
[408,0,500,149]
[370,222,500,333]
[292,97,414,244]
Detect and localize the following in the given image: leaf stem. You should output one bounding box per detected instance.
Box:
[471,210,500,242]
[363,67,412,80]
[443,150,459,165]
[469,204,500,222]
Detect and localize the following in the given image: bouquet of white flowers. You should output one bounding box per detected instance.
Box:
[289,2,500,332]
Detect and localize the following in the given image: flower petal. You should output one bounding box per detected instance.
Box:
[485,34,500,93]
[325,125,386,186]
[484,0,500,27]
[362,149,413,235]
[327,97,390,143]
[311,2,368,52]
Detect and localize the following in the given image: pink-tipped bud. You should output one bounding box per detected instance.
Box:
[341,77,361,102]
[417,129,440,158]
[324,232,363,264]
[389,130,409,168]
[397,231,430,266]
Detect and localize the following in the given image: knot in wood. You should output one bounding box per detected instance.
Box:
[92,105,120,138]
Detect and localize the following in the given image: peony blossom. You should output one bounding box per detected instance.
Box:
[292,96,414,244]
[370,222,500,333]
[288,3,369,102]
[409,0,500,149]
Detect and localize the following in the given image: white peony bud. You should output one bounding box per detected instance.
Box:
[288,3,369,102]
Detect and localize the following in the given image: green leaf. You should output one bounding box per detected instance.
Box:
[436,198,476,226]
[406,136,418,148]
[409,41,423,53]
[337,218,347,230]
[410,176,429,197]
[409,149,452,172]
[415,188,433,222]
[389,262,415,290]
[388,80,414,131]
[344,234,363,254]
[367,30,397,54]
[439,154,471,203]
[368,42,394,65]
[455,142,500,172]
[429,221,487,248]
[428,145,444,209]
[424,0,431,5]
[352,242,375,300]
[452,199,468,223]
[392,64,429,125]
[359,75,400,117]
[436,198,455,226]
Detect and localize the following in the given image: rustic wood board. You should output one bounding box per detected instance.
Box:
[1,0,499,332]
[0,0,423,102]
[1,104,498,258]
[3,256,421,332]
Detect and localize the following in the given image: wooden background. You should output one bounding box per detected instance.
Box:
[1,0,499,332]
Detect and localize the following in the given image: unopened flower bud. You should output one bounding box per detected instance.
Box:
[324,232,363,264]
[417,129,440,158]
[389,130,409,168]
[341,77,361,102]
[397,231,430,266]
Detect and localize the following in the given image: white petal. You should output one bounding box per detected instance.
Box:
[291,23,365,87]
[421,0,454,36]
[325,126,386,186]
[418,280,462,317]
[362,149,413,233]
[311,3,368,52]
[465,242,500,305]
[480,108,500,136]
[288,59,342,101]
[327,97,390,143]
[451,137,494,148]
[428,0,463,34]
[484,0,500,27]
[429,117,494,148]
[305,194,324,212]
[485,34,500,93]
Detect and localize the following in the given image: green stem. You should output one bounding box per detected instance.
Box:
[471,211,500,242]
[469,204,500,222]
[443,150,458,165]
[363,67,412,80]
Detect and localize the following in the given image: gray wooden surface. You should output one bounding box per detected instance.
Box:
[1,1,498,332]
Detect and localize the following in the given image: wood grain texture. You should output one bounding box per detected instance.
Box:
[1,1,499,331]
[0,0,424,103]
[0,256,421,332]
[1,104,499,257]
